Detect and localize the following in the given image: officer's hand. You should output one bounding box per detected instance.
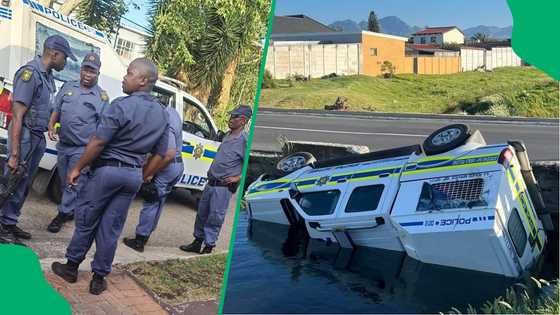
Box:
[7,155,19,173]
[143,175,154,183]
[48,127,58,141]
[224,175,241,184]
[67,168,81,186]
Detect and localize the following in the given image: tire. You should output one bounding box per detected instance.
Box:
[422,124,471,156]
[47,171,62,204]
[276,152,316,173]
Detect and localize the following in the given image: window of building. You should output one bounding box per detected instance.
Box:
[369,48,378,56]
[420,37,426,44]
[115,38,135,60]
[298,190,340,216]
[416,178,487,211]
[430,36,437,43]
[508,208,527,257]
[345,185,384,213]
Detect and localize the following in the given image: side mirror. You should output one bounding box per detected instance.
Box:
[288,182,301,201]
[216,130,226,142]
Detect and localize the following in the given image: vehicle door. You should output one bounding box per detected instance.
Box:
[179,96,221,190]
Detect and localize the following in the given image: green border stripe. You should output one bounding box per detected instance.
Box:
[217,1,276,313]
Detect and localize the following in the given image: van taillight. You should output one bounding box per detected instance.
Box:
[498,148,514,168]
[0,111,11,129]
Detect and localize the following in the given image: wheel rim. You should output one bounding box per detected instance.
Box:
[280,155,306,172]
[431,128,462,145]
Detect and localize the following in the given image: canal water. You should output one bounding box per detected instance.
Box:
[222,211,558,314]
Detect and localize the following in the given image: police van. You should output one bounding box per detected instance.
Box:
[245,124,552,277]
[0,0,222,202]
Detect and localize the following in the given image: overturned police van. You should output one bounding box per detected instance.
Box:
[245,124,552,278]
[0,0,223,202]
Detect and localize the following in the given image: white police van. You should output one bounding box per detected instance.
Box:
[245,124,552,277]
[0,0,222,202]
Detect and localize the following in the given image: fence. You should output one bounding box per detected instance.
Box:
[414,56,461,75]
[461,47,522,71]
[265,43,362,79]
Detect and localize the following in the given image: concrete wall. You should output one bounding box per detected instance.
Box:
[461,47,522,71]
[265,43,362,79]
[415,56,461,74]
[361,32,411,76]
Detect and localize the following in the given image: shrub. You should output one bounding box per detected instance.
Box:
[380,61,396,78]
[261,69,276,89]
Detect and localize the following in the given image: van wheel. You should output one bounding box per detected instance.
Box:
[48,172,62,204]
[276,152,316,173]
[423,124,471,156]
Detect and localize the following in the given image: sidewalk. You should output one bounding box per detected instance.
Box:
[45,270,167,314]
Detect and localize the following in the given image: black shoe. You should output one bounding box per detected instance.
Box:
[123,235,148,253]
[179,238,203,253]
[1,224,31,240]
[201,245,214,254]
[0,226,26,246]
[47,213,67,233]
[51,261,79,283]
[89,273,107,295]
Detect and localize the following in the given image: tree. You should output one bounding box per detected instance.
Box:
[367,10,380,32]
[146,0,271,118]
[75,0,128,36]
[471,32,489,43]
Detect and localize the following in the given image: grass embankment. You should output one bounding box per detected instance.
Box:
[261,67,559,118]
[124,253,227,305]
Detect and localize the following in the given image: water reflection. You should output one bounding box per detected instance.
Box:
[223,211,554,314]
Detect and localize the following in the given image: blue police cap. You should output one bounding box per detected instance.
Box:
[230,105,253,118]
[82,52,101,71]
[44,35,77,61]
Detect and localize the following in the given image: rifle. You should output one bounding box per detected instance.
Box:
[0,131,41,207]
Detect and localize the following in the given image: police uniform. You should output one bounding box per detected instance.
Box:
[181,106,250,252]
[48,53,108,232]
[63,91,169,277]
[0,35,76,238]
[129,106,184,246]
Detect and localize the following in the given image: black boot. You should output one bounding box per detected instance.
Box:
[123,235,149,253]
[89,273,107,295]
[47,213,73,233]
[201,245,214,254]
[1,224,31,240]
[179,238,203,253]
[0,225,25,246]
[51,260,79,283]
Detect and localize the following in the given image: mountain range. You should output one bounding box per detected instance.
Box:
[328,16,512,39]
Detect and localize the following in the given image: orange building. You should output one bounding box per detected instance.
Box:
[359,31,413,76]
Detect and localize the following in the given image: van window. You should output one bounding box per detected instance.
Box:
[345,185,384,213]
[152,86,175,108]
[416,178,487,211]
[183,97,213,139]
[508,208,527,257]
[36,23,100,83]
[298,190,340,216]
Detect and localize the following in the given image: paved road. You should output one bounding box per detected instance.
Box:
[251,110,559,161]
[14,188,235,271]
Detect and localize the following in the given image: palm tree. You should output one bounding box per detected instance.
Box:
[471,32,489,43]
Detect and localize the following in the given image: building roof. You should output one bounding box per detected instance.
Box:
[272,15,337,34]
[412,26,464,36]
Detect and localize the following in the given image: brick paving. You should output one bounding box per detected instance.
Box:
[46,270,169,315]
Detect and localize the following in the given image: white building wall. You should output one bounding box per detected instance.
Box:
[442,29,465,44]
[113,25,149,65]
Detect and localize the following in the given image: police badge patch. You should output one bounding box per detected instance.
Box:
[21,69,33,82]
[316,176,330,186]
[101,91,109,101]
[193,143,204,159]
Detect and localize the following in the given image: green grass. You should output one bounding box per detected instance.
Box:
[124,254,227,305]
[261,67,559,118]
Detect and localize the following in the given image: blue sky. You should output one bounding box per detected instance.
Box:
[275,0,513,29]
[122,0,513,33]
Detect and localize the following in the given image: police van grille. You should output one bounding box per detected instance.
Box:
[433,178,484,201]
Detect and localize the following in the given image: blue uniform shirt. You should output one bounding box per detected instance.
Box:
[95,91,169,166]
[53,80,108,148]
[166,106,183,158]
[208,131,247,180]
[12,56,56,132]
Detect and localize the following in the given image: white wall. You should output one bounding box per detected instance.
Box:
[461,47,522,71]
[442,29,465,44]
[113,25,149,65]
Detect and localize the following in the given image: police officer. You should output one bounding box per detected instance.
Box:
[180,105,251,254]
[51,58,169,295]
[0,35,76,240]
[122,105,184,252]
[46,52,109,233]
